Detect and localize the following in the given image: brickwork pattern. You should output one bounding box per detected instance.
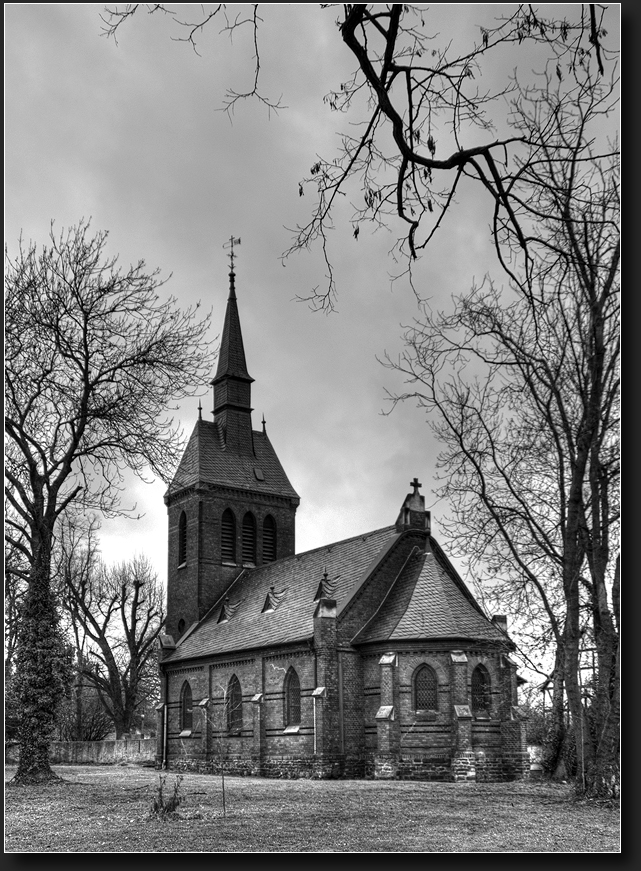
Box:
[166,488,297,639]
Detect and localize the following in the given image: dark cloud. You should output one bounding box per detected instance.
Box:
[7,4,613,585]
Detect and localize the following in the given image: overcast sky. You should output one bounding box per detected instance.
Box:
[5,4,619,602]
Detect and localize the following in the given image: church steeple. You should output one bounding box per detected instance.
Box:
[211,238,255,454]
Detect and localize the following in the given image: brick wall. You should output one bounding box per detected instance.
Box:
[166,487,297,639]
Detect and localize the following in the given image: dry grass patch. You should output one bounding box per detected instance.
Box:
[5,764,619,853]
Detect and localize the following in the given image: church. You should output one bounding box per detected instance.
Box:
[155,261,529,782]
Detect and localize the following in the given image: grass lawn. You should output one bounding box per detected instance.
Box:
[5,764,619,853]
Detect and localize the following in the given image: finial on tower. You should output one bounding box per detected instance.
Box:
[262,414,266,433]
[198,399,203,420]
[223,235,241,297]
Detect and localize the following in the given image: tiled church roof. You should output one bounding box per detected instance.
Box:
[162,525,399,662]
[353,546,506,645]
[165,419,299,501]
[163,527,506,664]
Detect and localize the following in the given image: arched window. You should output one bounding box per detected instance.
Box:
[262,515,277,563]
[180,681,193,731]
[221,509,236,563]
[413,664,438,711]
[242,512,257,564]
[178,511,187,565]
[226,674,243,734]
[471,664,492,716]
[284,667,301,727]
[177,618,185,637]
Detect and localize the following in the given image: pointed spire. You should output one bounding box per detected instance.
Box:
[213,270,252,383]
[211,237,255,454]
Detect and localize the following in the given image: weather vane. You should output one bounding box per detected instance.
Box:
[223,235,241,273]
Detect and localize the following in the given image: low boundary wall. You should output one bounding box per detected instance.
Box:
[5,738,156,766]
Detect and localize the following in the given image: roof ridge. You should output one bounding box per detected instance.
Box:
[294,524,396,559]
[429,535,487,618]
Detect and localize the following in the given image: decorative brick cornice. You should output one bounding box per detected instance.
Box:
[209,657,256,671]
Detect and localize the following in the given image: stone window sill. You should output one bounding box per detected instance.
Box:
[178,729,193,738]
[415,710,438,721]
[283,725,300,734]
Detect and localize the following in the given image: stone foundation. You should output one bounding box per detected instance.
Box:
[163,747,529,783]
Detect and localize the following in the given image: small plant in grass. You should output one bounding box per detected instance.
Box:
[150,774,184,820]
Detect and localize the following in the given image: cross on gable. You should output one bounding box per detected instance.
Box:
[411,477,422,494]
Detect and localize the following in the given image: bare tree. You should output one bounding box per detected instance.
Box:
[101,3,617,309]
[385,77,619,797]
[5,219,213,783]
[61,529,166,739]
[97,4,619,798]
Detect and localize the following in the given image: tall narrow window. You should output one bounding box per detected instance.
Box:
[413,664,438,711]
[221,509,236,563]
[284,667,301,727]
[242,512,257,564]
[263,515,277,563]
[180,681,193,731]
[471,664,492,716]
[178,510,187,565]
[226,674,243,734]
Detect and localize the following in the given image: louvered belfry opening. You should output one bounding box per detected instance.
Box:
[178,510,187,565]
[414,664,438,710]
[221,508,236,563]
[242,512,257,564]
[263,514,277,562]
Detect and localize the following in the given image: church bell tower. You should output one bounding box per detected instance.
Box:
[164,241,300,641]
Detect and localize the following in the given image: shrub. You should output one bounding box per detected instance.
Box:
[150,774,184,820]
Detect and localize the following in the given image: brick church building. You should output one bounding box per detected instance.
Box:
[155,263,529,782]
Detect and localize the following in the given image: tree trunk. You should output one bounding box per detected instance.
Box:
[586,630,620,798]
[542,646,567,779]
[11,534,65,785]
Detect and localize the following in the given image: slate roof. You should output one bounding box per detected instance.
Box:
[162,526,506,664]
[162,525,399,663]
[165,419,299,501]
[353,545,507,645]
[212,281,253,384]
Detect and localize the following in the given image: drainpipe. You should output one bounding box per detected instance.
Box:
[338,654,345,755]
[313,695,317,755]
[162,670,169,769]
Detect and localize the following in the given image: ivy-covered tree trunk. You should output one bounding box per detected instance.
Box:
[12,529,66,784]
[588,639,620,798]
